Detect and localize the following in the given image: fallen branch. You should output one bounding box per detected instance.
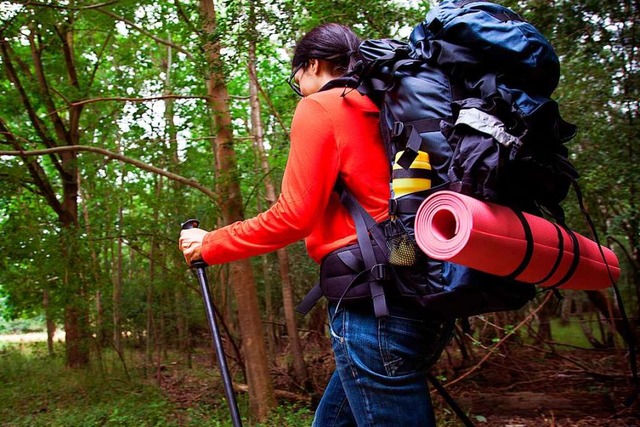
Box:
[233,383,311,404]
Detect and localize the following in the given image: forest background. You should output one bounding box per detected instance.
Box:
[0,0,638,426]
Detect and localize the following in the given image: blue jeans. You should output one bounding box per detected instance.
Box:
[312,301,453,427]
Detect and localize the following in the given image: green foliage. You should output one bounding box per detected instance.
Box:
[548,318,593,348]
[0,0,637,394]
[0,343,174,426]
[0,343,314,427]
[0,315,45,334]
[255,405,314,426]
[290,0,426,39]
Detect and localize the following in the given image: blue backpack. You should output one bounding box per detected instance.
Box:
[297,0,577,319]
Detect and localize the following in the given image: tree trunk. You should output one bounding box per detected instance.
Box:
[43,289,55,357]
[163,38,191,366]
[64,302,90,368]
[113,188,124,355]
[146,175,162,373]
[536,296,554,343]
[61,156,90,368]
[57,18,91,367]
[0,20,90,367]
[80,176,106,349]
[586,290,627,345]
[262,255,277,361]
[247,37,310,389]
[199,0,276,420]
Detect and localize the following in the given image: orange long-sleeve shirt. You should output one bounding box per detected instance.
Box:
[200,87,390,265]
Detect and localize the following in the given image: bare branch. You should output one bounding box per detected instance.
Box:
[0,118,66,218]
[254,70,290,138]
[80,1,120,10]
[9,1,134,12]
[0,35,65,175]
[444,292,555,389]
[93,8,195,59]
[87,31,113,90]
[28,25,70,145]
[174,0,201,36]
[0,145,218,201]
[68,95,209,108]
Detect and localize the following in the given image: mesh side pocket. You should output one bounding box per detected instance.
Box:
[384,220,419,267]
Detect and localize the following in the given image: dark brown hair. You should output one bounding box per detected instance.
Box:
[292,23,362,75]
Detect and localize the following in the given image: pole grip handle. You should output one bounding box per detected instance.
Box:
[181,218,200,230]
[180,219,207,268]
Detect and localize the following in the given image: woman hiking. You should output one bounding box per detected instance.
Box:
[179,23,451,426]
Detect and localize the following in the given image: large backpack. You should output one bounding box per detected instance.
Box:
[297,0,578,320]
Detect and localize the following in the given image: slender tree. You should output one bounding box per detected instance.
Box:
[198,0,276,420]
[246,0,311,389]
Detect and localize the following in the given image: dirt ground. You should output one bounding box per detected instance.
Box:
[426,347,637,426]
[157,337,639,426]
[299,342,640,427]
[4,332,637,425]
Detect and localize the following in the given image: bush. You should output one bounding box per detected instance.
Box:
[0,315,46,334]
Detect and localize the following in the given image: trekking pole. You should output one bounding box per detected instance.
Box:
[181,219,243,427]
[426,372,475,427]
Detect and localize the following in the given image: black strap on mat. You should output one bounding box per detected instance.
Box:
[545,226,581,290]
[504,209,534,280]
[533,223,565,286]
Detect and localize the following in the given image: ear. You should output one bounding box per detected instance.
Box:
[308,59,319,74]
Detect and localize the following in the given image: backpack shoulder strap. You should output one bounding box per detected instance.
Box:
[335,178,391,317]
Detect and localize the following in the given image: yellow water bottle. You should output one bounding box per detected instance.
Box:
[391,150,433,198]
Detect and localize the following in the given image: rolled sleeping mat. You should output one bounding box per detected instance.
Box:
[414,191,619,290]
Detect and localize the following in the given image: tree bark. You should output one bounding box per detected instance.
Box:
[585,290,628,345]
[113,155,124,355]
[199,0,276,420]
[247,34,310,389]
[43,289,56,357]
[163,38,191,366]
[1,17,91,367]
[146,176,161,373]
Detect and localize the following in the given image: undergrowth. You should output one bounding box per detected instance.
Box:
[0,342,313,427]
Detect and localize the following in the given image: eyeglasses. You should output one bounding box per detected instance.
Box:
[287,63,305,97]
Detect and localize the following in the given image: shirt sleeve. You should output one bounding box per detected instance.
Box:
[200,96,340,265]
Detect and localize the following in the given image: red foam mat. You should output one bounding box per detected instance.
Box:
[414,191,619,290]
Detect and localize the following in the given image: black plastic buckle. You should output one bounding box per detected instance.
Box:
[392,121,405,138]
[370,264,390,281]
[388,198,398,216]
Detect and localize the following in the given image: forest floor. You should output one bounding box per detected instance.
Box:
[2,332,638,426]
[154,337,640,427]
[429,345,639,427]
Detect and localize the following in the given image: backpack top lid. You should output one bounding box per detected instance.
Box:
[409,0,560,97]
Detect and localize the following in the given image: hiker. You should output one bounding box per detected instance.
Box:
[179,23,452,426]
